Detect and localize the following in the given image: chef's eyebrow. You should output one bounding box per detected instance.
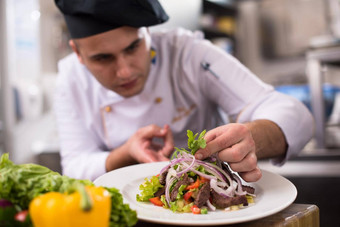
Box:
[89,38,142,60]
[124,38,142,52]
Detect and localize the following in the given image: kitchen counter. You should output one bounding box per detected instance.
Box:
[259,158,340,226]
[135,203,319,227]
[258,159,340,177]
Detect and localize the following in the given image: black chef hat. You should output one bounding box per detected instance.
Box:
[54,0,169,39]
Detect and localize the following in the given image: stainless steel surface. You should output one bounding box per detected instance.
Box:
[0,121,3,152]
[259,159,340,177]
[0,0,6,155]
[306,45,340,149]
[0,0,14,156]
[306,58,325,148]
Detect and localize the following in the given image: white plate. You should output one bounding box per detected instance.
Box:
[94,161,297,226]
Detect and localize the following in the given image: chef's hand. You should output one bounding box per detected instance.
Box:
[127,124,174,163]
[194,123,262,182]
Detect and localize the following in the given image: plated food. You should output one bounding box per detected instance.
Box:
[136,130,255,214]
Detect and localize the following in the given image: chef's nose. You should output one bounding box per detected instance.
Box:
[116,56,131,78]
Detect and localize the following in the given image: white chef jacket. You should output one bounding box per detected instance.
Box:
[54,28,314,181]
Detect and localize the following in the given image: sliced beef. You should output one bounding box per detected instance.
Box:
[222,162,255,195]
[210,189,248,209]
[154,186,166,197]
[170,173,191,202]
[159,169,168,185]
[241,185,255,194]
[194,183,211,208]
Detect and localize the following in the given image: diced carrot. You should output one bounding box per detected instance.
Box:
[199,176,209,183]
[191,205,201,214]
[149,197,163,206]
[183,191,193,202]
[186,178,200,190]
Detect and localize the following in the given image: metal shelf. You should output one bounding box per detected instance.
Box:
[306,45,340,149]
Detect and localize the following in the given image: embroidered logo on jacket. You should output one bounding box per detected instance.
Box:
[172,104,196,123]
[151,48,156,64]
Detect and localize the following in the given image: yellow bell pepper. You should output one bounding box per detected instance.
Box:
[29,185,111,227]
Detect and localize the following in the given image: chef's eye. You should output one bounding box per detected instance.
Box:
[92,54,113,62]
[125,39,141,54]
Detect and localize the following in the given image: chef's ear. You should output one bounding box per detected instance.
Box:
[69,39,84,64]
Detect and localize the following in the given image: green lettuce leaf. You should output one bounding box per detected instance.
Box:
[0,153,137,227]
[0,153,92,209]
[105,187,137,227]
[136,175,163,202]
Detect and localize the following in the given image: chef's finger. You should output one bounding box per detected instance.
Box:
[138,124,164,139]
[238,167,262,182]
[157,155,170,162]
[195,131,239,160]
[161,125,174,157]
[217,138,255,163]
[137,140,156,163]
[143,149,160,163]
[227,151,257,173]
[155,124,170,137]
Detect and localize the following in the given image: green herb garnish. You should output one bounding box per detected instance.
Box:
[171,130,207,159]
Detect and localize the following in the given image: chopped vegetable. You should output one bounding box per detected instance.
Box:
[137,130,256,215]
[183,191,193,202]
[14,210,30,223]
[0,153,92,209]
[29,185,111,227]
[191,205,201,214]
[136,175,163,202]
[0,199,17,226]
[199,176,209,183]
[149,197,163,206]
[0,153,137,227]
[105,187,137,227]
[186,178,200,190]
[200,207,208,214]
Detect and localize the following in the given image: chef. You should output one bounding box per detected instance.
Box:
[54,0,314,181]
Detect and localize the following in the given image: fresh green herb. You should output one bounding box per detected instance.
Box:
[187,129,206,154]
[171,129,207,159]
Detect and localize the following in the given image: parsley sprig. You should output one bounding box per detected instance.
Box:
[172,130,206,159]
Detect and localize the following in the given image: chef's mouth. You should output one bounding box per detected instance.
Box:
[120,78,138,89]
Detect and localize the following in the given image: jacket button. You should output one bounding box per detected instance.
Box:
[155,97,162,104]
[105,106,112,112]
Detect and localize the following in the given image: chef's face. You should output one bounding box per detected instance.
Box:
[70,27,152,98]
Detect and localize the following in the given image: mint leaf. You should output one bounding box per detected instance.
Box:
[187,130,206,155]
[172,130,207,158]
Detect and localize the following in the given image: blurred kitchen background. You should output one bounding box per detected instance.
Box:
[1,0,340,225]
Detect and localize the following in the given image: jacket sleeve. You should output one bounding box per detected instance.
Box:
[195,41,314,165]
[54,57,109,181]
